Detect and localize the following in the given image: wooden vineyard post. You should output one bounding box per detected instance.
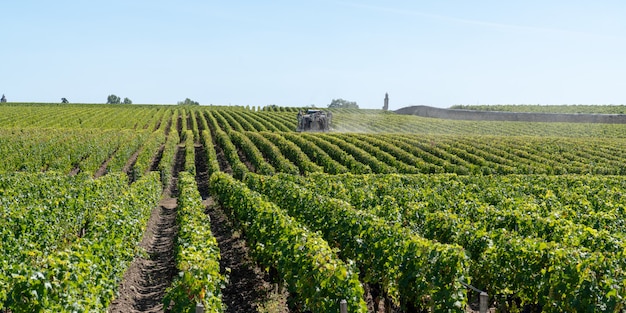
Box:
[479,292,488,313]
[196,302,204,313]
[460,280,489,313]
[340,299,348,313]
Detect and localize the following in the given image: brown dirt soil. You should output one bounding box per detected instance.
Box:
[205,199,281,313]
[69,154,90,176]
[194,144,210,197]
[153,119,162,131]
[363,284,401,313]
[163,116,172,137]
[186,115,193,132]
[122,149,141,181]
[107,197,178,313]
[95,149,118,178]
[168,146,185,196]
[195,136,284,313]
[195,112,205,131]
[215,145,233,174]
[176,116,182,137]
[69,166,81,176]
[108,146,185,313]
[149,145,166,172]
[237,148,256,172]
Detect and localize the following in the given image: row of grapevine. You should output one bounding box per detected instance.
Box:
[332,133,418,173]
[260,105,299,112]
[229,131,275,175]
[229,111,257,132]
[0,172,161,311]
[209,172,368,313]
[103,131,150,174]
[194,110,221,176]
[5,102,626,313]
[201,110,243,177]
[245,132,299,175]
[287,173,626,311]
[331,110,626,137]
[292,133,626,175]
[281,132,348,174]
[219,110,246,132]
[175,108,184,134]
[4,103,626,138]
[187,128,626,177]
[292,173,626,250]
[0,104,164,130]
[130,130,167,180]
[261,132,323,174]
[388,135,476,174]
[232,111,270,132]
[206,109,298,133]
[200,130,220,175]
[243,174,469,311]
[318,134,397,173]
[259,112,296,131]
[0,173,125,270]
[184,130,195,174]
[157,114,181,187]
[211,111,233,133]
[189,109,200,141]
[164,172,224,312]
[349,133,441,173]
[0,128,150,176]
[300,133,371,173]
[214,128,248,179]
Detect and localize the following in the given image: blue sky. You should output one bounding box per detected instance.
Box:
[2,1,625,109]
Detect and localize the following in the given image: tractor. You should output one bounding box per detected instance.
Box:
[296,109,332,132]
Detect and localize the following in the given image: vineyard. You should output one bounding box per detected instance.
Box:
[2,103,626,312]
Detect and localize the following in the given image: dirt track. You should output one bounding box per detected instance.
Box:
[108,146,184,313]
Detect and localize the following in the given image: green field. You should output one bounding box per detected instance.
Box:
[1,103,626,312]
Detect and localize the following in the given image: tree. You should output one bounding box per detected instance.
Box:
[61,98,69,104]
[123,97,132,104]
[107,94,121,104]
[328,98,358,109]
[177,98,199,105]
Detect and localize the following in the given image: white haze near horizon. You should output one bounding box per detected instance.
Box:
[1,1,625,109]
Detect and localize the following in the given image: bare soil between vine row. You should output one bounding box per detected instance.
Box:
[109,137,486,313]
[108,197,178,313]
[109,141,282,313]
[108,146,185,313]
[196,142,283,313]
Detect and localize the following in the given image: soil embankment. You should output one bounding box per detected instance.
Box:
[395,105,626,123]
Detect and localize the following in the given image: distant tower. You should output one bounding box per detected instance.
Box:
[383,93,389,111]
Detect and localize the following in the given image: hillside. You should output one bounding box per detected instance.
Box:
[1,103,626,313]
[451,104,626,114]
